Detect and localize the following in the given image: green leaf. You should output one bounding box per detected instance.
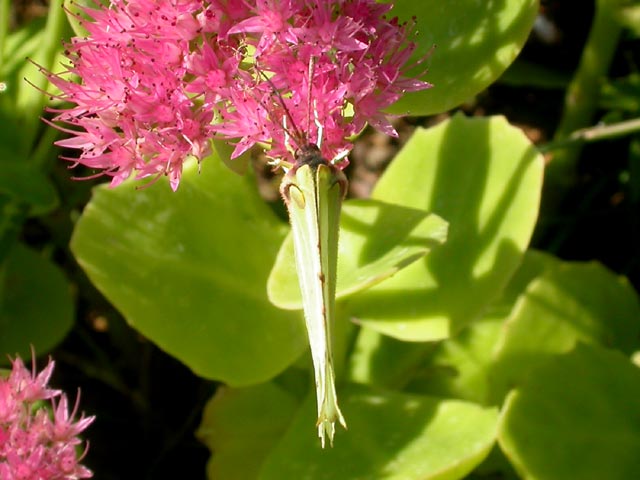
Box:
[1,17,45,79]
[402,251,559,404]
[349,114,544,341]
[405,316,506,406]
[499,343,640,480]
[346,251,556,398]
[347,326,438,390]
[63,0,108,37]
[489,249,559,314]
[0,244,74,357]
[389,0,539,115]
[213,138,252,176]
[0,18,46,155]
[600,72,640,113]
[70,156,307,386]
[490,260,640,401]
[0,160,59,216]
[259,387,498,480]
[16,0,68,144]
[614,5,640,36]
[198,383,299,480]
[268,199,447,308]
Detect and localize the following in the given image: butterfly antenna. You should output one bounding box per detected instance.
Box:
[254,63,305,148]
[306,56,316,141]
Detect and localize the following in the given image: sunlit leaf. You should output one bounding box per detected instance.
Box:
[198,383,299,480]
[499,343,640,480]
[259,387,498,480]
[347,251,556,400]
[349,114,544,341]
[269,199,447,308]
[71,156,307,386]
[390,0,539,115]
[490,260,640,401]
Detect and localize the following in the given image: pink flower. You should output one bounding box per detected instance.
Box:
[213,0,431,163]
[44,0,430,189]
[0,354,94,479]
[42,0,218,191]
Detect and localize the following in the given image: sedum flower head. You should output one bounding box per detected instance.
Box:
[0,355,94,480]
[43,0,430,189]
[213,0,430,162]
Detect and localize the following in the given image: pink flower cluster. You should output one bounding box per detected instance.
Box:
[0,355,94,480]
[45,0,430,190]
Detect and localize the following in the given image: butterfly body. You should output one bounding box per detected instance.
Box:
[266,55,349,446]
[294,143,329,169]
[280,140,348,447]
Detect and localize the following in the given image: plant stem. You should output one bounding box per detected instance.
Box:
[544,0,622,201]
[19,0,67,150]
[0,0,9,69]
[540,117,640,153]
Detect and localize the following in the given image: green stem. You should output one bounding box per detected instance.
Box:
[19,0,67,150]
[545,0,622,196]
[0,0,9,70]
[540,117,640,153]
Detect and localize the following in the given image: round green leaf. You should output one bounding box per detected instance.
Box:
[198,383,299,480]
[403,250,559,404]
[347,326,437,390]
[268,199,448,309]
[499,343,640,480]
[260,387,498,480]
[349,115,544,341]
[389,0,539,115]
[406,316,506,406]
[70,157,307,386]
[347,251,557,397]
[490,261,640,401]
[0,244,74,357]
[213,138,252,176]
[489,249,559,314]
